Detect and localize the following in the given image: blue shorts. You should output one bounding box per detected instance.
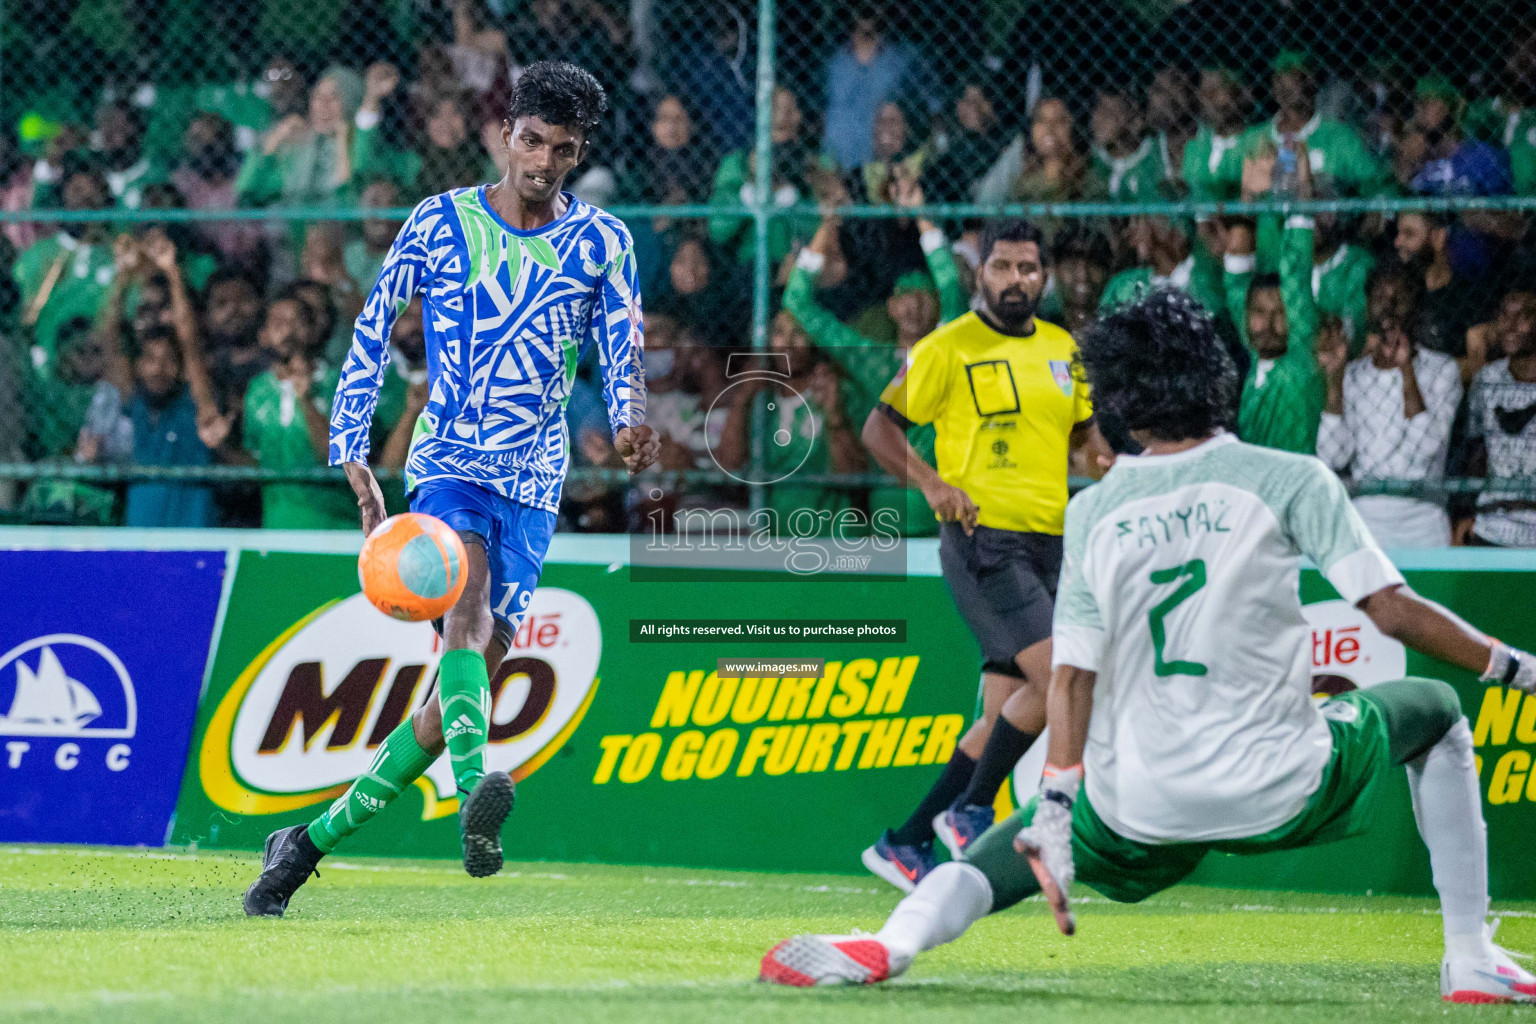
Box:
[410,479,558,643]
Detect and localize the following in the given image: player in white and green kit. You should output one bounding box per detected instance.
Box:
[761,290,1536,1003]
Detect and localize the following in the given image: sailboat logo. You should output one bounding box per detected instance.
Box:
[0,634,136,738]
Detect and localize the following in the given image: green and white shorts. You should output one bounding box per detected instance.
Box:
[965,678,1462,909]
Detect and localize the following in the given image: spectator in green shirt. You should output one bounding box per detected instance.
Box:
[1242,52,1392,271]
[13,161,116,372]
[1224,153,1324,455]
[1100,205,1223,316]
[31,102,163,212]
[236,66,365,211]
[241,294,357,529]
[1039,224,1112,335]
[353,63,485,203]
[708,87,831,268]
[15,307,124,526]
[1310,203,1374,355]
[1465,29,1536,193]
[23,315,104,459]
[1184,68,1251,275]
[783,178,967,535]
[141,54,306,167]
[1246,51,1391,195]
[1090,87,1164,201]
[90,100,165,210]
[1147,66,1200,195]
[712,310,864,532]
[246,284,407,529]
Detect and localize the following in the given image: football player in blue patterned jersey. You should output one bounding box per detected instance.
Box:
[245,62,658,916]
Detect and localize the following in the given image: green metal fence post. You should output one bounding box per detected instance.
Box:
[747,0,777,512]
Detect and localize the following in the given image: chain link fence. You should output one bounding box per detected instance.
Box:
[1,0,1535,542]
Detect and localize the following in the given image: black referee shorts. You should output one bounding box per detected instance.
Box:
[938,522,1062,680]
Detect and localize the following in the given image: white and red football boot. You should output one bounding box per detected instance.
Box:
[759,933,904,987]
[1442,922,1536,1004]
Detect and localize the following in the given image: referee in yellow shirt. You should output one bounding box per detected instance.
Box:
[860,219,1109,892]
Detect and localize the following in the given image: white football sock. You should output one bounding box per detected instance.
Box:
[1407,718,1491,948]
[876,862,994,963]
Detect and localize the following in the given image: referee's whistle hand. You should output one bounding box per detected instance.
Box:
[923,480,980,535]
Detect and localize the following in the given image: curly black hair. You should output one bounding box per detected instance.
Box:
[508,61,608,139]
[1076,288,1239,444]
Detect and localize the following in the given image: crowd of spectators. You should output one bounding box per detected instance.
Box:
[3,0,1536,546]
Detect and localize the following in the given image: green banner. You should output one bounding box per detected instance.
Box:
[170,549,984,872]
[170,546,1536,898]
[1193,567,1536,899]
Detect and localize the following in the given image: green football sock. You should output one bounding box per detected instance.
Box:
[437,648,491,795]
[308,719,435,854]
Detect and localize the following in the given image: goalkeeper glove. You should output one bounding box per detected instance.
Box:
[1014,763,1081,936]
[1483,642,1536,694]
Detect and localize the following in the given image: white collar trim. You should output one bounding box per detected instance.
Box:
[1118,430,1238,466]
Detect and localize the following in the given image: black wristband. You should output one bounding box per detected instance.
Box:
[1042,789,1074,811]
[1505,650,1525,688]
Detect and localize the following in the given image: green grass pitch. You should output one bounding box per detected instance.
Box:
[4,846,1535,1022]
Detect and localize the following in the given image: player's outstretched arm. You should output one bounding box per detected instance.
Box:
[1293,461,1535,692]
[591,227,650,472]
[1360,585,1536,692]
[329,200,434,476]
[1015,663,1096,937]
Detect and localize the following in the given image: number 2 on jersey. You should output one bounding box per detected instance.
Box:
[1148,559,1208,677]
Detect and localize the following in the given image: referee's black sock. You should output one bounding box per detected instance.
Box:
[952,718,1037,812]
[888,750,976,846]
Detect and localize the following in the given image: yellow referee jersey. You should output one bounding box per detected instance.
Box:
[880,312,1091,535]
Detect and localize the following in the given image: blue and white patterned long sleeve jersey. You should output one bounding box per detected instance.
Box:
[329,186,645,512]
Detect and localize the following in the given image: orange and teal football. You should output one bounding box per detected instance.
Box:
[358,513,468,621]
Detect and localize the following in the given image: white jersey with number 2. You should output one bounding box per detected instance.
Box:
[1051,432,1404,843]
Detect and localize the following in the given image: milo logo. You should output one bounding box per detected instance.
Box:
[199,588,601,817]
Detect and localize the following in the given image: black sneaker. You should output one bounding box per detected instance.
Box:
[459,771,515,877]
[243,824,323,917]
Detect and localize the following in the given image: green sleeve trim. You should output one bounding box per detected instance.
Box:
[1224,255,1253,348]
[1280,223,1318,359]
[353,123,421,191]
[925,244,968,325]
[1183,134,1216,201]
[708,153,748,247]
[352,122,381,179]
[783,266,870,352]
[235,149,283,206]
